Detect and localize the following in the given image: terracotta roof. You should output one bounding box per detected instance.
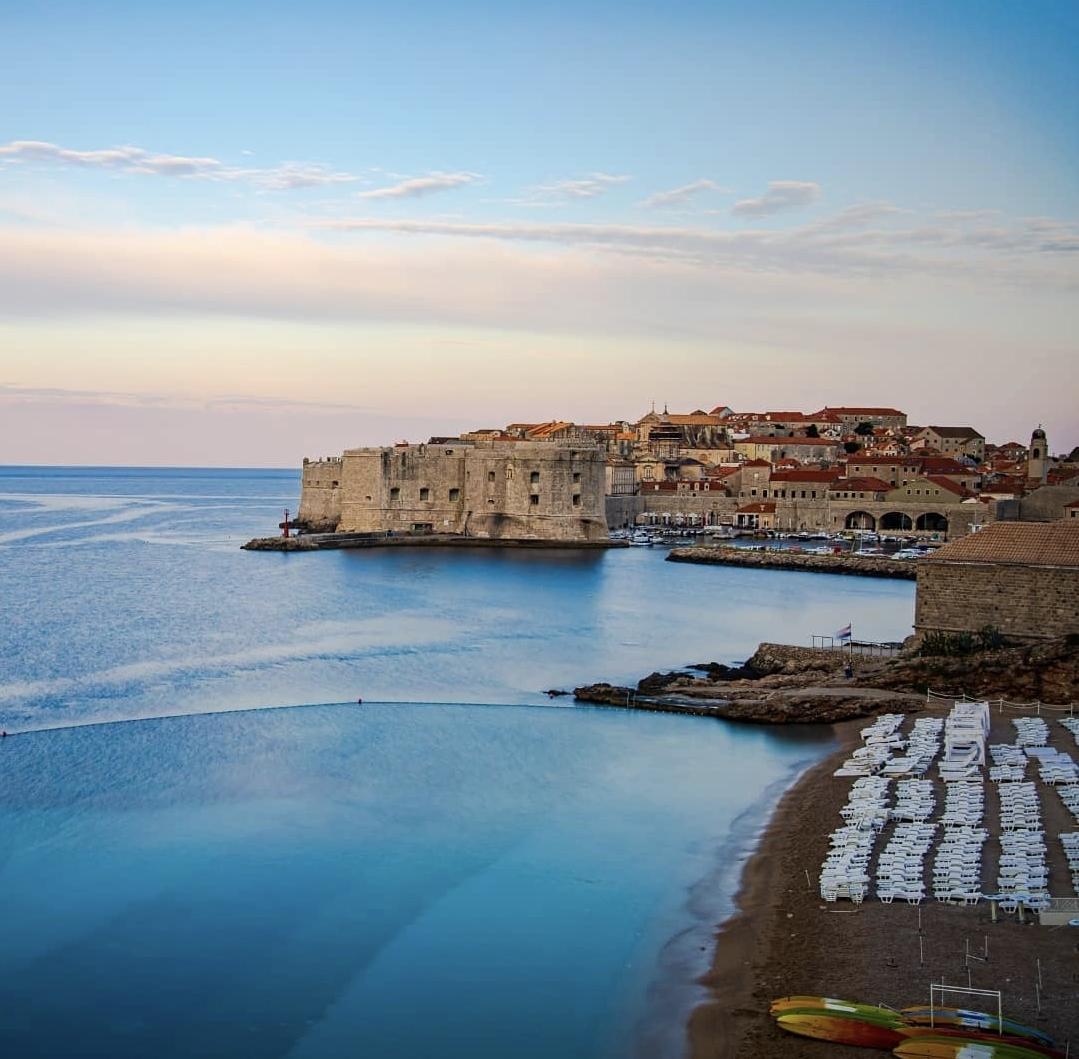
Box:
[922,426,985,440]
[815,406,906,417]
[1064,500,1079,509]
[919,457,975,475]
[847,456,919,466]
[926,522,1079,567]
[924,475,971,497]
[742,458,772,467]
[737,502,777,514]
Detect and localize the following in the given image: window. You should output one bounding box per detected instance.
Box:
[488,470,496,482]
[389,487,400,501]
[530,471,540,484]
[419,487,429,501]
[449,488,460,502]
[530,494,540,506]
[571,494,581,507]
[573,472,581,483]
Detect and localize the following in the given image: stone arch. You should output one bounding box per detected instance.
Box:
[879,511,914,531]
[916,511,949,533]
[845,510,876,530]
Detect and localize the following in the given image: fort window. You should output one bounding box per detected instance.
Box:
[390,487,400,501]
[445,449,454,455]
[488,471,495,482]
[419,487,430,501]
[573,472,581,483]
[331,480,339,488]
[572,494,581,506]
[530,494,540,506]
[448,488,460,502]
[530,471,540,484]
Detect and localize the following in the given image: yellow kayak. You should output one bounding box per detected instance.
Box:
[894,1038,1059,1059]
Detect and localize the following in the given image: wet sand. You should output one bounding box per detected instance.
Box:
[688,706,1079,1058]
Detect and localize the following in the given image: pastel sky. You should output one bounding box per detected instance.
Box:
[2,0,1077,466]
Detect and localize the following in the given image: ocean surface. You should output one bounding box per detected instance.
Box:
[0,467,916,1058]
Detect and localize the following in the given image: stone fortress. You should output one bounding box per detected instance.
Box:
[297,440,608,543]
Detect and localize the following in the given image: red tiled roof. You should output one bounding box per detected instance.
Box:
[815,406,906,417]
[922,426,985,440]
[927,522,1079,567]
[924,475,971,497]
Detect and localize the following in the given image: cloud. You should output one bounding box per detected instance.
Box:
[639,179,729,209]
[732,180,821,217]
[356,171,482,200]
[523,172,630,202]
[0,139,355,190]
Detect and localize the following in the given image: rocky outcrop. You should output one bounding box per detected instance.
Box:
[667,545,916,579]
[573,636,1077,724]
[241,536,319,551]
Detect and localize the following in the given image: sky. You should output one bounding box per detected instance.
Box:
[1,0,1077,466]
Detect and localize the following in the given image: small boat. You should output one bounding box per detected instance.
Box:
[901,1009,1055,1049]
[777,1012,904,1048]
[770,996,902,1022]
[898,1027,1064,1058]
[894,1037,1057,1059]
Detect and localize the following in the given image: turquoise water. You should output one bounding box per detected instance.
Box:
[0,467,915,1057]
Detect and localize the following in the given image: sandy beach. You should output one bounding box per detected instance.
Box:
[689,705,1079,1058]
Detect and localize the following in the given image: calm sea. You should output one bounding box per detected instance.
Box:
[0,467,915,1058]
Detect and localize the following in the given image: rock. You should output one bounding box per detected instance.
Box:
[666,545,915,580]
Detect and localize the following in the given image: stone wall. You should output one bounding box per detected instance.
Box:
[1017,485,1079,522]
[329,440,607,542]
[623,492,979,536]
[915,561,1079,641]
[296,457,343,531]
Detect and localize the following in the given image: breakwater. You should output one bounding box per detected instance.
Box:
[666,545,916,579]
[243,533,627,552]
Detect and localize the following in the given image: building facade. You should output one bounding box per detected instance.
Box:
[298,441,608,542]
[914,522,1079,642]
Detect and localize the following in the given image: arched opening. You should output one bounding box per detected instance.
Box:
[879,511,914,531]
[916,512,948,533]
[845,511,876,530]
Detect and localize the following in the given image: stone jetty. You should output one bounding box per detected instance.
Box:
[666,544,916,579]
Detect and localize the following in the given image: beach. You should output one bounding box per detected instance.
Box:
[689,706,1079,1058]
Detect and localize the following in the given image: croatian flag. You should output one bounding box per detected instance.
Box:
[835,623,852,641]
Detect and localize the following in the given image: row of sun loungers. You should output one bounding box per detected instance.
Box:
[1013,717,1049,747]
[876,822,936,903]
[1029,747,1078,785]
[821,776,891,902]
[1062,832,1079,895]
[1056,783,1079,823]
[1062,716,1079,746]
[891,778,936,822]
[932,825,987,904]
[993,780,1050,910]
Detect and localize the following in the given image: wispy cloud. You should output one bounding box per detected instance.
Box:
[0,139,355,190]
[356,171,482,200]
[732,180,821,217]
[522,172,630,203]
[639,179,729,209]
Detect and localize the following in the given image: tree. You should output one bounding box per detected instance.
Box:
[844,440,861,454]
[805,424,820,438]
[854,421,875,437]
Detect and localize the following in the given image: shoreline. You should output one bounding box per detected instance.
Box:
[686,718,864,1059]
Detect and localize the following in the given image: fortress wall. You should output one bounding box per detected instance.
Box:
[916,561,1079,641]
[466,442,607,541]
[297,458,343,531]
[337,445,468,534]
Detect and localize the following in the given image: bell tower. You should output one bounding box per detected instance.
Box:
[1027,426,1049,483]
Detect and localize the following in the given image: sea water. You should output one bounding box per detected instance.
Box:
[0,467,915,1058]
